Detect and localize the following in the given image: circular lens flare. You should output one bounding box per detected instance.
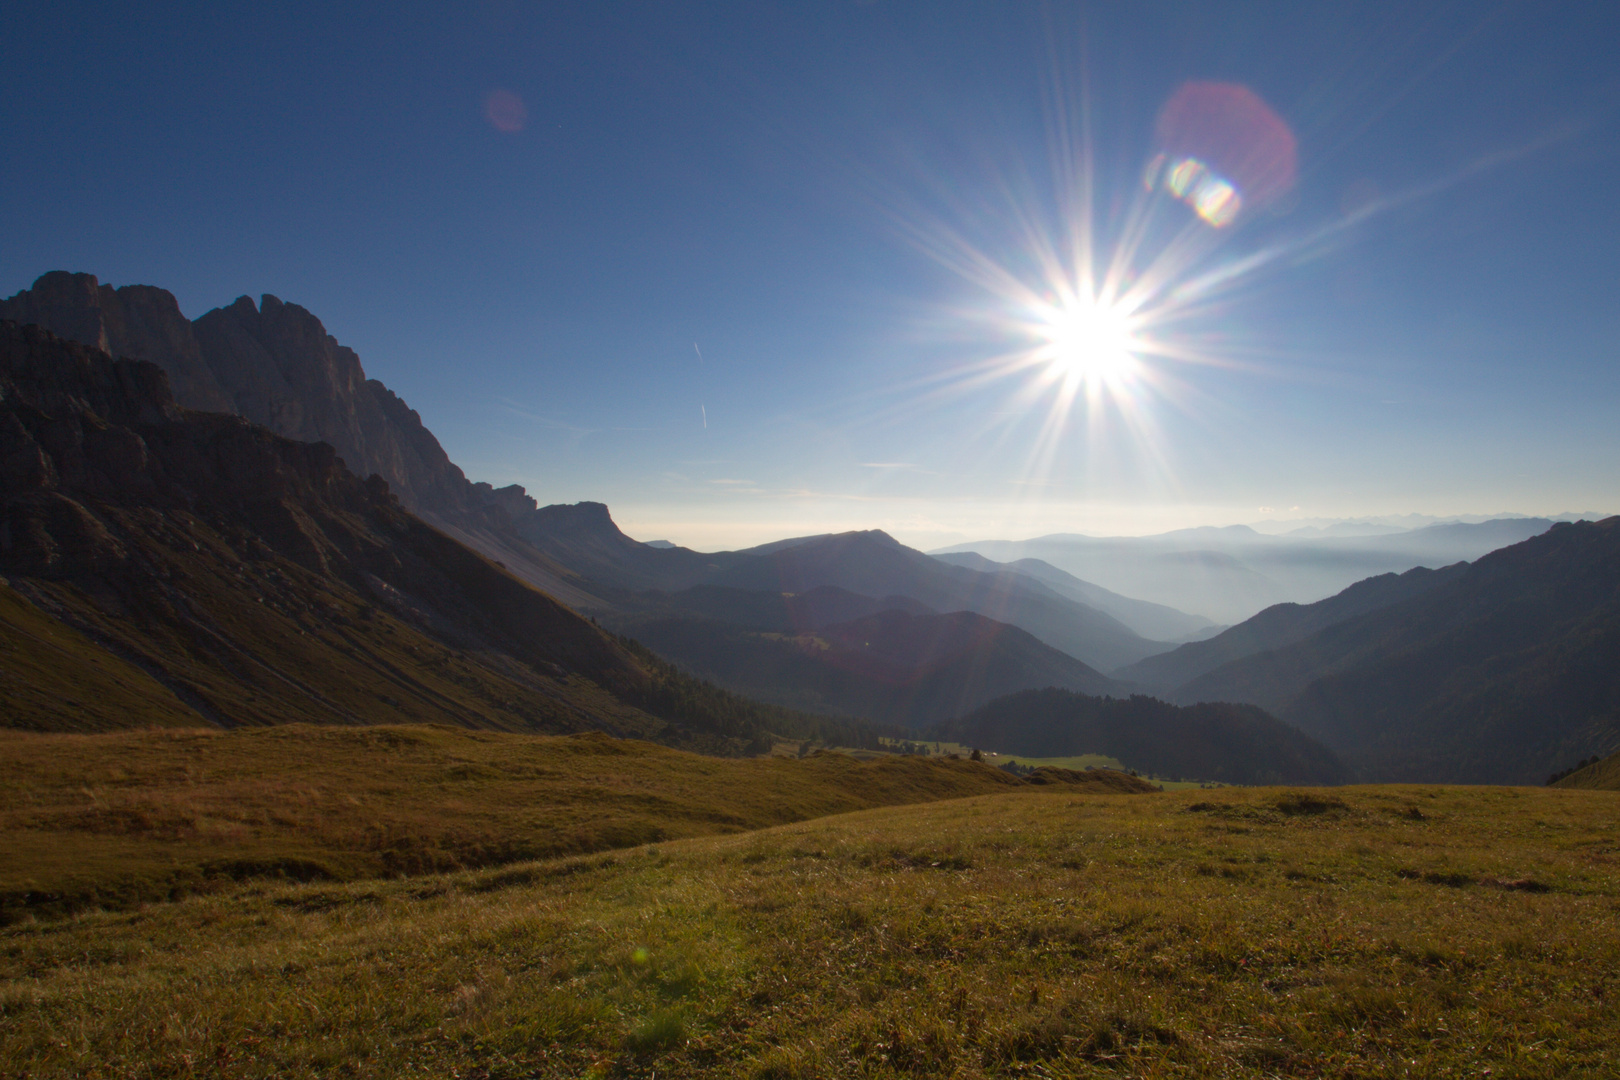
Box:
[1036,300,1140,387]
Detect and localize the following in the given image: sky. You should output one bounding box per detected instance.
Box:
[3,1,1618,550]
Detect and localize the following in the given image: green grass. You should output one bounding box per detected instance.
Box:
[4,779,1617,1077]
[992,752,1123,771]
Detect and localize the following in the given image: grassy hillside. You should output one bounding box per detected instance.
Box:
[0,577,199,730]
[0,724,1144,924]
[4,782,1617,1077]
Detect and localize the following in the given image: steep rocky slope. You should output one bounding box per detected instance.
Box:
[0,320,864,750]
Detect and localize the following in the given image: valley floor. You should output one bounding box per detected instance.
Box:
[4,781,1617,1077]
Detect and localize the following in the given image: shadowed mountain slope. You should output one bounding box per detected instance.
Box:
[0,320,870,751]
[932,687,1348,786]
[618,584,936,632]
[617,608,1126,727]
[1118,562,1471,692]
[1175,518,1620,783]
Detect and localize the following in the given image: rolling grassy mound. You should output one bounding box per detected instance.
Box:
[0,724,1145,923]
[3,783,1616,1077]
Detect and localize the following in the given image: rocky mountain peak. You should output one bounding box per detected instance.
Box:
[2,272,492,533]
[0,272,235,413]
[531,501,623,537]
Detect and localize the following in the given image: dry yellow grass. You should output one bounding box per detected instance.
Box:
[3,780,1617,1077]
[0,725,1139,923]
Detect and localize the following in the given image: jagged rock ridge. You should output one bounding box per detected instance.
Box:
[0,272,558,562]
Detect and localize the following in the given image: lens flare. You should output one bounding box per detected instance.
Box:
[1147,153,1244,227]
[1147,82,1296,227]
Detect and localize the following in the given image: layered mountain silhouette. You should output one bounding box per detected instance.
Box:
[519,513,1180,672]
[616,606,1126,727]
[0,320,873,751]
[936,518,1558,624]
[16,270,1611,787]
[931,550,1219,641]
[932,687,1348,786]
[1135,520,1620,783]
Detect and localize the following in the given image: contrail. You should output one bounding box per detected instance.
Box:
[696,345,706,427]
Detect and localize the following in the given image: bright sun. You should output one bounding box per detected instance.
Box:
[1036,301,1140,386]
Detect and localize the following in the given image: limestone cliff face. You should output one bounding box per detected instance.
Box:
[0,272,651,608]
[190,292,482,521]
[0,271,233,413]
[2,273,486,529]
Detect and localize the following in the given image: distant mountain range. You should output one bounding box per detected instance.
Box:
[934,518,1561,624]
[510,505,1184,673]
[930,551,1220,642]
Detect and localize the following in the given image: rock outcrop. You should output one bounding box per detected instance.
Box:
[190,291,488,522]
[0,271,234,413]
[1,273,532,547]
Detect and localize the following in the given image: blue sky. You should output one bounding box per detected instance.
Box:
[4,1,1617,549]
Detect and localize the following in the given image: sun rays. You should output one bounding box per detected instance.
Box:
[860,77,1303,513]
